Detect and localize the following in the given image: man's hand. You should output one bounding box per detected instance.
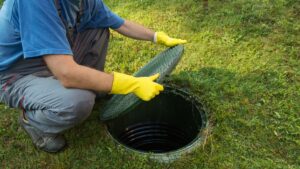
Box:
[155,32,187,47]
[111,72,164,101]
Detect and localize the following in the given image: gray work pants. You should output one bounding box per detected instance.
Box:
[0,28,110,134]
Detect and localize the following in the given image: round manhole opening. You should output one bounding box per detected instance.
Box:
[105,86,208,162]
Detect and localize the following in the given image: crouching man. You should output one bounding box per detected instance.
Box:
[0,0,186,152]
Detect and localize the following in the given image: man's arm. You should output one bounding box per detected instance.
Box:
[43,54,163,101]
[43,54,113,92]
[115,20,187,46]
[115,20,155,41]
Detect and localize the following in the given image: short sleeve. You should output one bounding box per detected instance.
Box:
[91,0,125,29]
[17,0,72,59]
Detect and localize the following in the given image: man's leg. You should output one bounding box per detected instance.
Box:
[0,28,110,152]
[0,74,95,152]
[17,76,96,134]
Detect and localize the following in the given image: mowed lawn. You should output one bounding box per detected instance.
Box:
[0,0,299,168]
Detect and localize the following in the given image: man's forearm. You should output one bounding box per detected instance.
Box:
[62,64,113,92]
[115,20,155,41]
[44,55,113,93]
[43,54,163,101]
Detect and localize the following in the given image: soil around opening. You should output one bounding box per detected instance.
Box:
[106,86,207,155]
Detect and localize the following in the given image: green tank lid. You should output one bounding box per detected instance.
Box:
[100,45,184,121]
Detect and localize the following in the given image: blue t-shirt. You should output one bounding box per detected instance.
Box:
[0,0,124,71]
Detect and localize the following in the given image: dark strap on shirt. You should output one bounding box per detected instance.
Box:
[54,0,83,47]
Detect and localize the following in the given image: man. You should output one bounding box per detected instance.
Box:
[0,0,186,153]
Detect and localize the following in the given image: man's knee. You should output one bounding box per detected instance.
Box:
[57,89,96,124]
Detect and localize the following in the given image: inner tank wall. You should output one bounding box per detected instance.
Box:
[106,88,205,153]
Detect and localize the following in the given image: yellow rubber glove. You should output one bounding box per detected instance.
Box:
[111,72,164,101]
[155,32,187,47]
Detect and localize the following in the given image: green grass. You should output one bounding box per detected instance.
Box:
[1,0,300,168]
